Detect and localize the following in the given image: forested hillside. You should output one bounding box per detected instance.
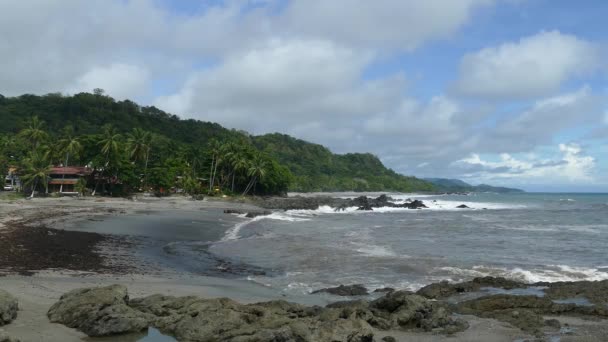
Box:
[253,134,433,192]
[424,178,524,193]
[0,92,434,194]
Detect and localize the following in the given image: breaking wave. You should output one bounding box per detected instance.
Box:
[437,265,608,283]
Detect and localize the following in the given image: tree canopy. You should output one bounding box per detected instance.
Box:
[0,91,434,194]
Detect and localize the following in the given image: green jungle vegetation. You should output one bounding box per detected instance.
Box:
[0,90,434,196]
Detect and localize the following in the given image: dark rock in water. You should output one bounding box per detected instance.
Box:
[224,209,272,218]
[401,199,428,209]
[545,318,561,329]
[456,204,470,209]
[255,196,332,210]
[353,196,374,211]
[416,277,526,299]
[312,284,369,296]
[47,285,151,337]
[381,336,397,342]
[223,209,244,214]
[0,290,18,326]
[245,210,272,218]
[255,194,429,212]
[373,288,395,293]
[375,194,393,205]
[390,199,427,209]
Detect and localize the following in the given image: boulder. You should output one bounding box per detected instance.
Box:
[0,329,20,342]
[245,211,272,218]
[312,285,369,296]
[416,277,525,299]
[0,290,18,326]
[373,288,395,294]
[353,196,373,211]
[544,319,561,329]
[369,291,468,333]
[47,285,151,337]
[397,200,427,209]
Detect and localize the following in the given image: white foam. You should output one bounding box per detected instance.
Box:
[221,212,310,241]
[438,265,608,283]
[354,244,399,258]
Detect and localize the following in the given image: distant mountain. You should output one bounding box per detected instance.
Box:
[424,178,524,193]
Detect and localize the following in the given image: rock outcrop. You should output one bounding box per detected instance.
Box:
[255,195,428,211]
[48,285,469,340]
[416,276,525,299]
[312,285,369,296]
[0,290,18,326]
[0,329,20,342]
[223,209,272,218]
[47,285,151,337]
[130,295,375,342]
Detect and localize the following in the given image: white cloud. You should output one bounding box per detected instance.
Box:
[154,39,377,130]
[454,143,596,184]
[479,86,605,153]
[65,64,150,100]
[453,31,601,99]
[281,0,494,51]
[0,0,494,98]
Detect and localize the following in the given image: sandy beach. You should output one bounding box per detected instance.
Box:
[0,195,607,341]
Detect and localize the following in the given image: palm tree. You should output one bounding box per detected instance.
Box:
[126,128,152,190]
[242,153,268,196]
[20,152,52,198]
[207,139,223,193]
[19,116,48,152]
[74,178,87,197]
[93,125,122,195]
[57,126,82,193]
[231,152,250,192]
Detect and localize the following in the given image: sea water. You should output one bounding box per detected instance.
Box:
[210,192,608,294]
[76,193,608,296]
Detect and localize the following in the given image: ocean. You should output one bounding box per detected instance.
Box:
[77,193,608,296]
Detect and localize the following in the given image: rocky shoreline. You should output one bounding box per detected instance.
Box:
[254,194,428,211]
[2,276,608,341]
[1,196,607,341]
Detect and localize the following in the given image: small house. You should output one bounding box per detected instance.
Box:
[48,166,92,194]
[3,167,21,191]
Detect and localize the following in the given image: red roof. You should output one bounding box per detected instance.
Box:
[49,179,78,185]
[50,166,92,176]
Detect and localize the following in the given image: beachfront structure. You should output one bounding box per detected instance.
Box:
[3,167,21,191]
[48,166,92,194]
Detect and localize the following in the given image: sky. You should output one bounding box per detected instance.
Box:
[1,0,607,192]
